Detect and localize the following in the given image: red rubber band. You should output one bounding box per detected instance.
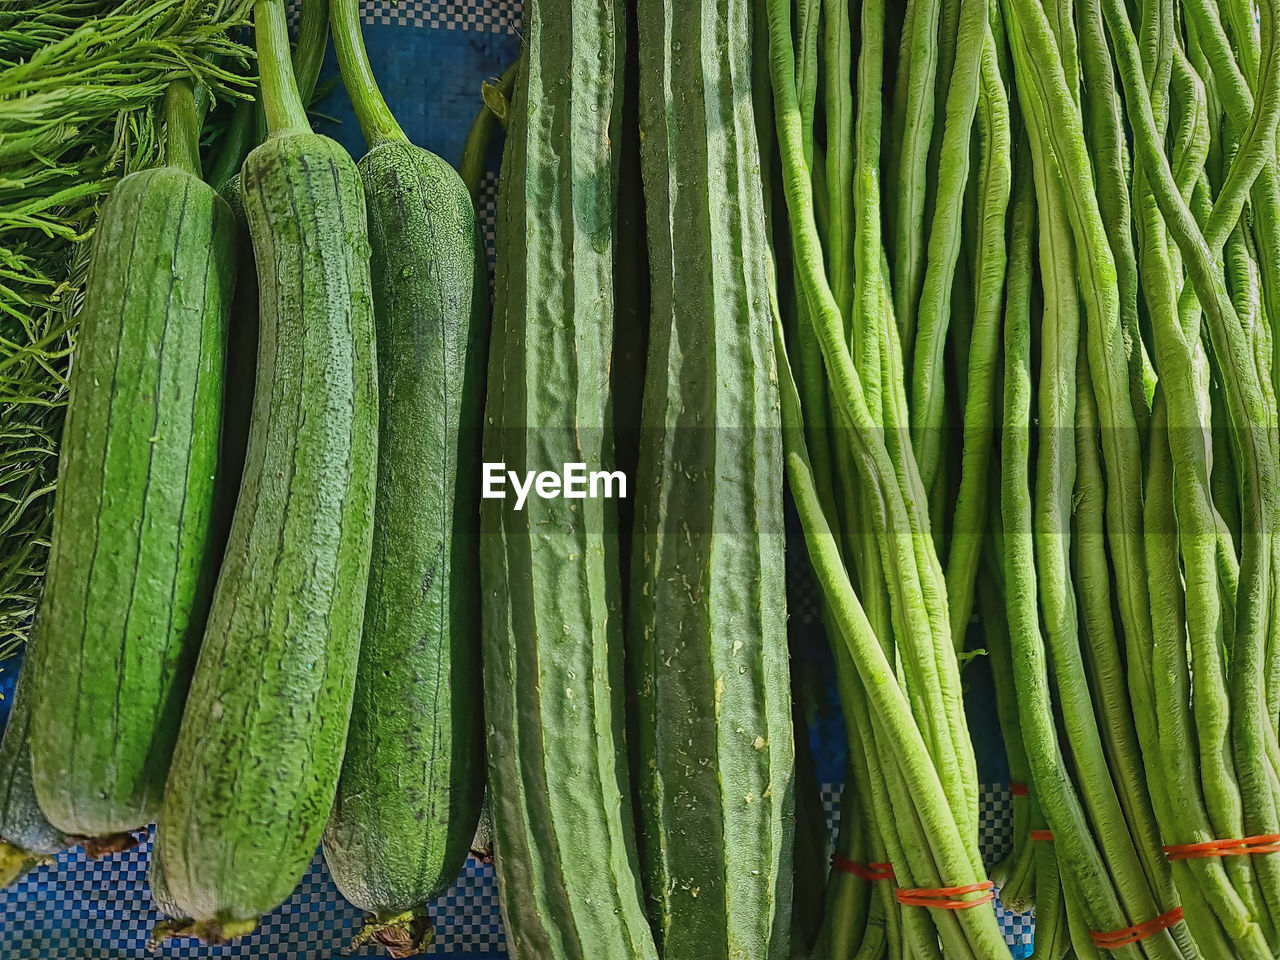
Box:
[895,879,995,910]
[1030,829,1054,843]
[1163,834,1280,861]
[830,855,895,882]
[1008,781,1029,797]
[1089,907,1184,949]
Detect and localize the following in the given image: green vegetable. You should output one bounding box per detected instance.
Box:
[0,639,69,889]
[480,0,657,955]
[757,0,1280,947]
[459,63,517,199]
[764,0,1009,951]
[292,0,330,106]
[152,1,377,941]
[321,1,486,952]
[629,0,794,955]
[28,79,234,841]
[211,1,324,526]
[212,174,259,544]
[0,0,253,661]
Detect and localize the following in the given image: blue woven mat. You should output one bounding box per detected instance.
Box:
[0,586,1034,959]
[0,2,1034,956]
[0,782,1031,959]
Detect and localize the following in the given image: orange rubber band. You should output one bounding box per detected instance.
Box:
[1089,907,1184,949]
[1030,829,1054,843]
[1008,781,1029,797]
[830,855,895,882]
[895,879,995,910]
[1163,834,1280,861]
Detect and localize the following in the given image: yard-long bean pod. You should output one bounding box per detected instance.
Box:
[943,29,1010,646]
[1004,0,1163,808]
[1130,74,1273,947]
[887,0,941,353]
[908,0,990,496]
[772,0,974,838]
[978,160,1037,912]
[824,0,855,325]
[995,123,1185,960]
[773,312,1008,960]
[766,1,1006,952]
[747,0,1280,951]
[1098,0,1280,935]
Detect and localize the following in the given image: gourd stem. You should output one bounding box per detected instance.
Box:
[330,0,407,145]
[459,62,518,196]
[207,95,258,191]
[255,0,311,136]
[164,80,202,177]
[294,0,329,106]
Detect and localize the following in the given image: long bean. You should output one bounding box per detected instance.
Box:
[824,0,855,325]
[944,29,1010,645]
[888,0,943,352]
[774,315,1008,959]
[1096,0,1280,932]
[907,0,987,493]
[1002,38,1175,922]
[998,128,1130,948]
[773,0,978,838]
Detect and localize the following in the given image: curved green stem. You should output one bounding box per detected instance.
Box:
[255,0,310,135]
[294,0,329,106]
[164,79,202,177]
[886,0,941,355]
[822,0,854,326]
[330,0,405,145]
[460,63,518,197]
[208,95,259,191]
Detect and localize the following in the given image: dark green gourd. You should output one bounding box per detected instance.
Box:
[27,80,233,841]
[630,0,795,955]
[480,1,658,957]
[320,2,486,953]
[151,1,377,941]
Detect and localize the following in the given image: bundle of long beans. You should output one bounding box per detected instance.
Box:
[764,0,1012,951]
[761,0,1280,950]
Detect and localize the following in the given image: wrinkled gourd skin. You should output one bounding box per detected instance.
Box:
[322,140,486,941]
[153,132,378,940]
[480,1,660,957]
[629,0,795,955]
[29,167,234,839]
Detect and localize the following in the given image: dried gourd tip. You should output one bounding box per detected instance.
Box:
[78,831,142,859]
[349,910,433,959]
[146,917,195,952]
[155,917,258,946]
